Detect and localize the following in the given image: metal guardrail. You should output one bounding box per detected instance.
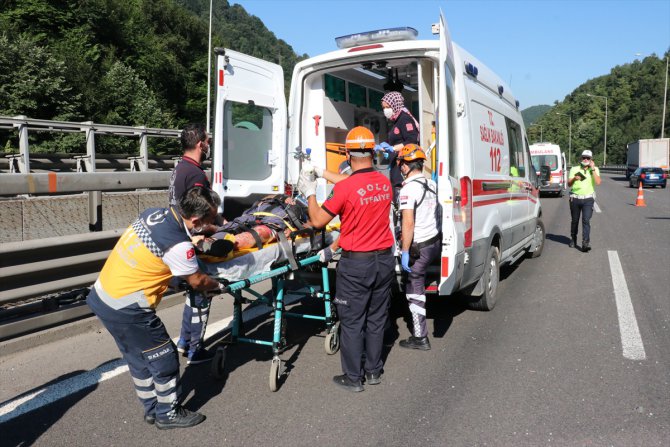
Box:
[0,115,181,174]
[1,171,172,195]
[0,230,123,306]
[598,165,627,174]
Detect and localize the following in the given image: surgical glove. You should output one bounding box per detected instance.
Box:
[401,251,412,273]
[379,142,394,153]
[298,169,317,198]
[318,246,333,263]
[313,165,324,178]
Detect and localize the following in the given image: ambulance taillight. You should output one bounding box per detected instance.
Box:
[460,176,473,248]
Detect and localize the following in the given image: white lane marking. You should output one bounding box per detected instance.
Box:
[594,202,601,213]
[0,293,303,423]
[607,251,646,361]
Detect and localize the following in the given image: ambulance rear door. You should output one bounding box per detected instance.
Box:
[437,11,465,296]
[211,48,287,210]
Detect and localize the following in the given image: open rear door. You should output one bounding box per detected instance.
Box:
[437,11,465,295]
[212,49,287,211]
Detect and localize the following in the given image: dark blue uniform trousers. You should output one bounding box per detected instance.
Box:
[88,291,180,421]
[569,196,594,242]
[179,291,211,356]
[335,251,395,382]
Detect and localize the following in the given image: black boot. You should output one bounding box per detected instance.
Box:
[399,336,431,351]
[155,406,205,430]
[569,237,576,248]
[582,240,590,252]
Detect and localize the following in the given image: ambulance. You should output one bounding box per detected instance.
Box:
[211,12,545,310]
[529,142,567,197]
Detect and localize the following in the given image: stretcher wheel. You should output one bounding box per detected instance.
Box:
[211,346,226,379]
[324,322,340,355]
[269,357,282,392]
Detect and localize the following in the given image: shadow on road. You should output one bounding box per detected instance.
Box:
[0,359,120,446]
[546,233,572,246]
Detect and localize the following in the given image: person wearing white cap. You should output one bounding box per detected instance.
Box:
[567,149,601,252]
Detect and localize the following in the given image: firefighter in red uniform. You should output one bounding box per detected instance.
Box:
[298,126,395,392]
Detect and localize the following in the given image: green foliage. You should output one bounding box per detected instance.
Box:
[0,0,305,154]
[530,52,670,165]
[521,105,551,127]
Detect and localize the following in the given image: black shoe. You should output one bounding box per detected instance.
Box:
[365,371,382,385]
[582,241,590,252]
[399,336,431,351]
[569,238,576,248]
[196,238,234,258]
[155,407,205,430]
[144,414,156,425]
[332,374,364,392]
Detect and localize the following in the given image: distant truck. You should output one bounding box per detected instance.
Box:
[626,138,670,178]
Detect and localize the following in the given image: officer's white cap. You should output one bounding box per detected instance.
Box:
[581,150,593,158]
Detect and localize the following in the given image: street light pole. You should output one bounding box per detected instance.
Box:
[586,93,608,165]
[529,124,543,143]
[662,54,668,139]
[206,0,213,134]
[556,112,572,165]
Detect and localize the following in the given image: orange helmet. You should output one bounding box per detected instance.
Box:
[396,144,427,163]
[344,126,376,151]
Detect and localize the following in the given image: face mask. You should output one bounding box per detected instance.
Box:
[383,108,394,120]
[200,142,210,162]
[581,159,590,167]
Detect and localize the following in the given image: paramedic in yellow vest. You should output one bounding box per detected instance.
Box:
[86,186,223,429]
[567,150,601,252]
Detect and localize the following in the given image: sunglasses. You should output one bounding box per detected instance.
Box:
[581,156,591,160]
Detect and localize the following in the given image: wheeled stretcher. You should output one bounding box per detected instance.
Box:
[201,227,340,391]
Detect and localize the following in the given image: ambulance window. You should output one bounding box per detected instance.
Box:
[222,102,273,181]
[325,74,346,102]
[506,119,525,177]
[369,89,384,112]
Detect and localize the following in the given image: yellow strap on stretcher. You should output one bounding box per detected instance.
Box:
[251,211,297,232]
[199,223,340,264]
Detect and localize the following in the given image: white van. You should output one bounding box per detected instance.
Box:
[529,142,567,197]
[212,12,545,310]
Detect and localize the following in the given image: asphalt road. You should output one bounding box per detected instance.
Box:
[0,173,668,447]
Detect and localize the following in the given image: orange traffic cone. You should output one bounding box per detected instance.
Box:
[635,182,646,207]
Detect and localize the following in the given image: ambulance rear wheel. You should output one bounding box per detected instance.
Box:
[466,245,499,311]
[211,346,226,380]
[269,357,282,392]
[529,219,545,259]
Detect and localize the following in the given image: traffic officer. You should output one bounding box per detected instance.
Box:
[567,149,601,252]
[169,123,230,365]
[298,126,395,392]
[396,145,440,350]
[86,186,223,429]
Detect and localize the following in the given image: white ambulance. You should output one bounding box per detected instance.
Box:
[212,12,545,310]
[529,142,567,197]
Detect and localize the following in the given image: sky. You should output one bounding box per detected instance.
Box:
[231,0,670,109]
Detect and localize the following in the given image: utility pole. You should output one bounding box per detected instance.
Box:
[206,0,213,134]
[662,54,668,138]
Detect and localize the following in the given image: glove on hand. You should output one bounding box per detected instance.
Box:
[318,246,333,263]
[313,165,324,178]
[400,251,412,273]
[298,169,317,197]
[379,142,394,153]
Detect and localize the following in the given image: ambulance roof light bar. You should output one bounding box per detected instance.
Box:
[335,27,418,49]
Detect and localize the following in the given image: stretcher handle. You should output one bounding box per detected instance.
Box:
[220,254,321,293]
[288,227,326,254]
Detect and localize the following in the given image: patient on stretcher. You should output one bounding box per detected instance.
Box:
[192,194,311,258]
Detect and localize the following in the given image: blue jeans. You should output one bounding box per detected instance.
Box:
[570,197,594,242]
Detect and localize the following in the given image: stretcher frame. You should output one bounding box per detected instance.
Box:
[208,230,340,392]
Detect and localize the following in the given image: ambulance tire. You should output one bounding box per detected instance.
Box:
[528,219,545,259]
[466,245,499,312]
